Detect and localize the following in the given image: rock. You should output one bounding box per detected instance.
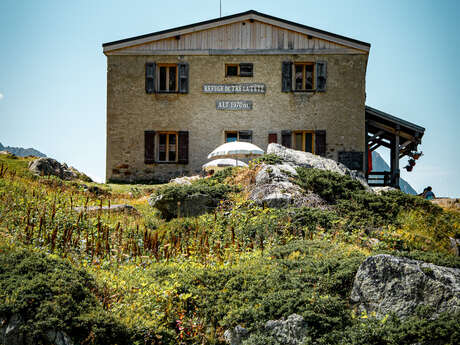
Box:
[449,237,460,257]
[249,164,328,209]
[0,314,73,345]
[1,314,24,345]
[372,186,398,195]
[267,144,368,187]
[28,158,92,182]
[264,314,308,345]
[149,192,218,220]
[45,330,74,345]
[224,325,249,345]
[351,254,460,319]
[73,204,138,215]
[170,175,201,185]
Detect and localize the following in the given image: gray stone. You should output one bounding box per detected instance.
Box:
[351,254,460,319]
[264,314,308,345]
[149,192,218,220]
[249,163,328,209]
[449,237,460,257]
[224,325,249,345]
[170,175,202,185]
[267,144,369,187]
[45,330,74,345]
[372,186,398,195]
[1,314,24,345]
[73,204,138,215]
[28,158,92,182]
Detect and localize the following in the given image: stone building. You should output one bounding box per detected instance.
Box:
[102,10,424,186]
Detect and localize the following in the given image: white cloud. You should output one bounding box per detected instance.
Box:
[0,93,3,100]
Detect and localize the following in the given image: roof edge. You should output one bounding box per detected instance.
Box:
[102,10,371,50]
[365,105,425,134]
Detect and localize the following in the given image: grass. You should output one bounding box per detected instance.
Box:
[0,154,459,344]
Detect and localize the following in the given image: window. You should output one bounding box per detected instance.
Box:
[158,64,177,92]
[280,130,326,156]
[294,63,314,91]
[225,130,253,143]
[293,130,315,153]
[225,63,253,77]
[158,132,178,162]
[281,61,327,92]
[144,130,189,164]
[145,62,189,94]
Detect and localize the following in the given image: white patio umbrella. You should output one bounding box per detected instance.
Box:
[207,141,264,160]
[202,158,248,171]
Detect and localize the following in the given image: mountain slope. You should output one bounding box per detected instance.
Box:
[371,151,417,194]
[0,142,46,157]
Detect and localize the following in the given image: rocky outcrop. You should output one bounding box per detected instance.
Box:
[249,164,327,209]
[223,314,308,345]
[149,193,219,220]
[0,314,73,345]
[351,254,460,319]
[29,158,92,182]
[0,142,46,158]
[264,314,308,345]
[248,144,368,208]
[267,144,368,187]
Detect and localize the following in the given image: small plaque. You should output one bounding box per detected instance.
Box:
[203,83,265,94]
[216,100,253,110]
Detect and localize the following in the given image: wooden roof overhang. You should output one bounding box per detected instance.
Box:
[102,10,371,55]
[365,106,425,159]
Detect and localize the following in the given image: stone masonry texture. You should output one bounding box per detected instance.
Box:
[106,54,368,182]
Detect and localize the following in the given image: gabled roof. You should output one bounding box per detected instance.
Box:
[103,10,371,53]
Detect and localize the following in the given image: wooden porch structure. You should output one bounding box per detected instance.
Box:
[365,106,425,188]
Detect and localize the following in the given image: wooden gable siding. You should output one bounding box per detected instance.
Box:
[109,20,363,55]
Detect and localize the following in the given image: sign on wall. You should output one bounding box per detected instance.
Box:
[203,83,266,94]
[216,100,253,110]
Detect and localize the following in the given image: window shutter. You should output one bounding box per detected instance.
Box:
[145,63,156,94]
[315,130,326,156]
[144,130,156,163]
[178,62,189,93]
[178,131,189,164]
[238,130,253,143]
[281,130,292,148]
[268,133,278,144]
[281,61,292,92]
[239,63,253,77]
[316,61,327,92]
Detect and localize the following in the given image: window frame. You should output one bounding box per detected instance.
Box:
[292,130,315,153]
[224,130,252,143]
[157,63,178,93]
[225,63,253,77]
[157,131,179,163]
[293,62,315,91]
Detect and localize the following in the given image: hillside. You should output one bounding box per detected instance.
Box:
[371,151,417,194]
[0,152,459,345]
[0,142,47,157]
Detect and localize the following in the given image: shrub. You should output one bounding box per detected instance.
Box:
[0,247,133,345]
[295,168,364,203]
[251,153,284,165]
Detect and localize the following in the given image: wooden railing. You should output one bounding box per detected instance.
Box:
[367,171,392,187]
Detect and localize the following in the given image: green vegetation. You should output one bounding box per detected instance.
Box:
[0,154,459,344]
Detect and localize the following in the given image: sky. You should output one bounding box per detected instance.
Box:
[0,0,459,196]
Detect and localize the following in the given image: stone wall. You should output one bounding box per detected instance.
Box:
[106,53,367,182]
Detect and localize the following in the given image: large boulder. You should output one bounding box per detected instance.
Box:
[351,254,460,319]
[267,144,368,187]
[29,158,92,181]
[249,164,327,209]
[149,192,218,219]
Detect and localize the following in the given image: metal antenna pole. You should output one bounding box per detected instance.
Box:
[220,0,222,17]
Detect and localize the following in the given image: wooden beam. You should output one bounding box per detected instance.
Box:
[368,130,384,142]
[367,120,418,142]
